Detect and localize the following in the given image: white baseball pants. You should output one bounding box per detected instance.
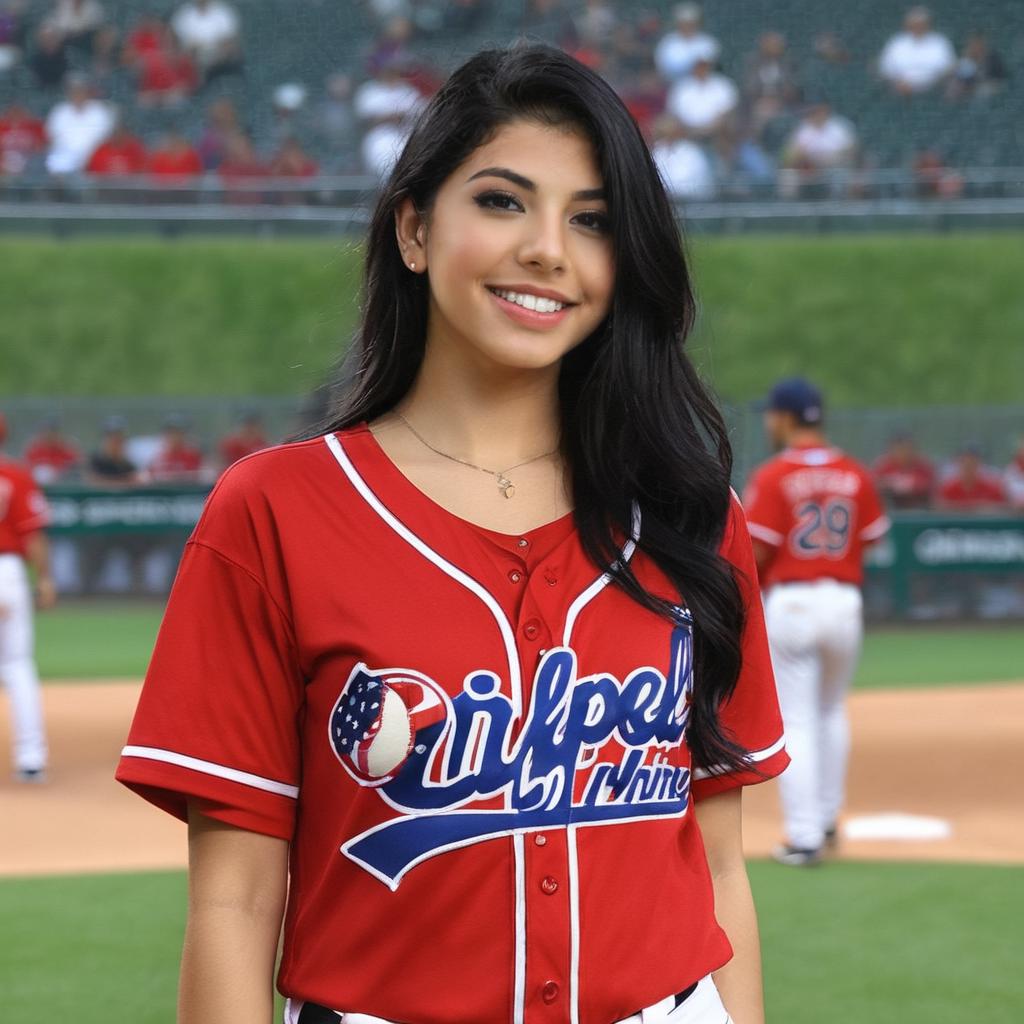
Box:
[283,974,733,1023]
[764,579,863,851]
[0,554,48,772]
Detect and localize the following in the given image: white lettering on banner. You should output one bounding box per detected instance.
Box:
[781,469,861,504]
[914,529,1024,566]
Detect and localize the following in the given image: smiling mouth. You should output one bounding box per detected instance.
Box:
[486,286,575,314]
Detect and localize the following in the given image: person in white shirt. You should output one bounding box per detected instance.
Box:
[45,74,114,175]
[878,6,955,95]
[172,0,241,79]
[654,3,719,82]
[354,62,424,126]
[778,101,857,198]
[666,58,738,144]
[651,114,715,201]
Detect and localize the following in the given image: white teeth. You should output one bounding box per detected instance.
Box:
[492,288,565,313]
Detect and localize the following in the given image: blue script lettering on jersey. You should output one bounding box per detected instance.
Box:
[337,620,694,888]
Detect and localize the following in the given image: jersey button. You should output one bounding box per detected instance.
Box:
[523,620,541,641]
[517,538,530,549]
[534,834,547,847]
[541,981,559,1004]
[508,570,523,584]
[540,875,559,895]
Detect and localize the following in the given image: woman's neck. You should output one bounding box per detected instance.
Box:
[396,340,562,467]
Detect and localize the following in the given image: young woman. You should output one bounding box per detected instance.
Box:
[117,43,788,1024]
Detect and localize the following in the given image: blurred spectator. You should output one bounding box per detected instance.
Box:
[354,59,424,178]
[148,415,204,482]
[86,416,139,486]
[29,23,69,89]
[269,82,309,149]
[365,15,414,77]
[618,63,668,142]
[269,135,317,178]
[878,6,955,96]
[778,101,857,198]
[605,15,660,80]
[666,57,737,147]
[812,30,850,66]
[135,24,198,108]
[0,1,27,74]
[314,71,358,170]
[171,0,242,82]
[573,0,617,48]
[0,101,46,176]
[88,22,119,86]
[913,150,964,199]
[45,0,105,53]
[651,114,715,200]
[936,445,1008,511]
[742,31,800,140]
[85,120,146,175]
[217,130,267,200]
[219,412,267,468]
[122,11,164,67]
[654,3,719,83]
[520,0,575,46]
[147,129,202,181]
[44,73,114,175]
[872,433,935,509]
[946,32,1008,102]
[24,417,81,483]
[1005,439,1024,511]
[196,95,241,169]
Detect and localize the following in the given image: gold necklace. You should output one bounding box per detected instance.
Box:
[396,413,559,499]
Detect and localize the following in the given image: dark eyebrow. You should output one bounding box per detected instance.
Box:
[466,166,606,201]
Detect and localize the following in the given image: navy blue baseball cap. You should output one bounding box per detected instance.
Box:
[764,377,824,425]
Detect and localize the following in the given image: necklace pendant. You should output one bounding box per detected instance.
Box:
[497,474,515,499]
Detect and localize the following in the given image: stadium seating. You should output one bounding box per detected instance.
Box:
[2,0,1022,170]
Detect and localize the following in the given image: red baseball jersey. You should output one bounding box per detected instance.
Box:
[116,426,788,1024]
[0,456,52,555]
[937,473,1007,509]
[742,443,889,588]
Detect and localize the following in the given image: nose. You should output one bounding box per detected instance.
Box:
[516,207,567,274]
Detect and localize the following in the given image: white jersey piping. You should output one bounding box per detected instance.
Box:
[120,745,300,798]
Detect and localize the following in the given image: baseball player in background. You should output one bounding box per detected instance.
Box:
[116,44,790,1024]
[0,412,56,783]
[743,379,889,866]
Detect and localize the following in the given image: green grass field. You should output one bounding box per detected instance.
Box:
[2,862,1020,1023]
[36,602,1024,687]
[4,234,1024,406]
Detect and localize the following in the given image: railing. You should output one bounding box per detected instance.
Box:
[2,168,1024,234]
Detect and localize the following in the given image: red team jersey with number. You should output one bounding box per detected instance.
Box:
[742,443,889,589]
[116,426,788,1024]
[0,457,52,555]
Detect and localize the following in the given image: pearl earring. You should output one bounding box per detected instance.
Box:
[409,261,416,270]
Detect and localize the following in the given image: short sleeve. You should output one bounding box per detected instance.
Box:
[857,470,890,543]
[10,472,51,535]
[742,466,787,549]
[691,494,790,801]
[115,512,305,839]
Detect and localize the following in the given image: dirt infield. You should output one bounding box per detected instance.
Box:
[1,681,1022,876]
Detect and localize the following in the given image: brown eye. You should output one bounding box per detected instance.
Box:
[574,211,610,234]
[474,190,524,212]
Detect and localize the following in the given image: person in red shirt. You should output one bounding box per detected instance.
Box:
[115,45,789,1024]
[147,130,203,183]
[86,122,148,175]
[218,411,267,469]
[936,444,1008,511]
[0,102,47,176]
[23,417,82,484]
[136,25,198,108]
[121,12,166,67]
[217,130,268,203]
[872,431,935,508]
[0,411,56,782]
[147,415,205,483]
[744,378,889,866]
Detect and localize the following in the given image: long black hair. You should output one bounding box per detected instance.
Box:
[316,43,750,776]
